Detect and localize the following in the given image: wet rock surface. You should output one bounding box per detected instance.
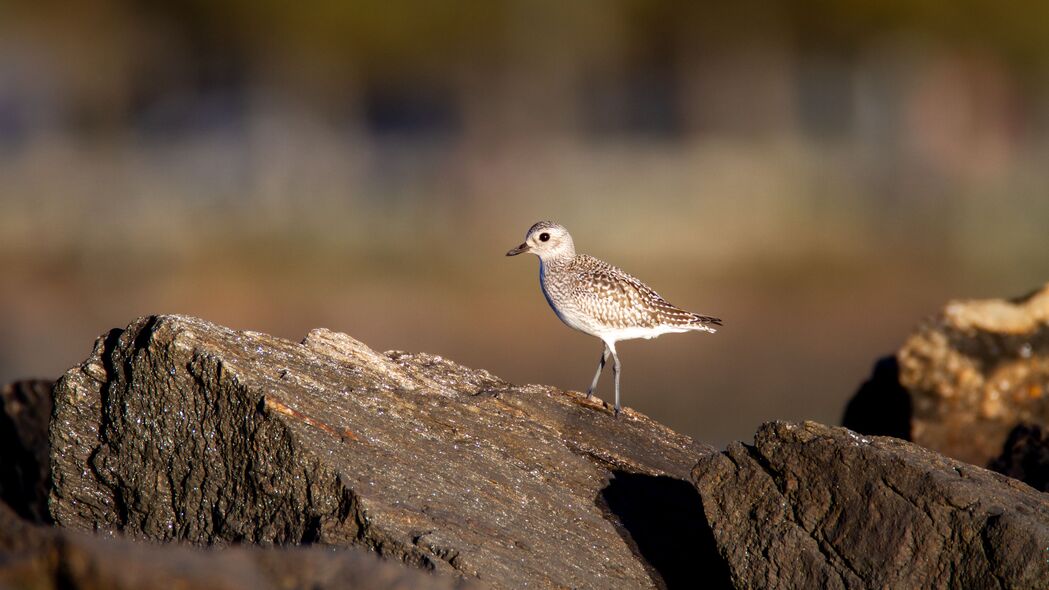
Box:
[49,315,715,589]
[693,421,1049,590]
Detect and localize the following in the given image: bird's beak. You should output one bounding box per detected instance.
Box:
[506,242,529,256]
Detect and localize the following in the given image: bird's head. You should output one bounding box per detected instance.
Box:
[506,221,575,261]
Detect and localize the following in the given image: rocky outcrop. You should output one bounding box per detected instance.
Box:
[0,500,474,590]
[900,284,1049,466]
[693,421,1049,589]
[845,284,1049,468]
[0,379,53,523]
[4,310,1044,589]
[49,315,718,589]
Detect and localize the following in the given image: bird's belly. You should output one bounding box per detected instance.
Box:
[539,282,597,335]
[555,306,601,335]
[596,325,688,341]
[541,290,676,341]
[541,288,583,330]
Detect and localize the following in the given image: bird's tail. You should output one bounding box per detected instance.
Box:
[688,314,722,333]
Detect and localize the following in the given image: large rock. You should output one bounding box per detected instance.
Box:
[49,315,720,589]
[0,500,473,590]
[846,284,1049,467]
[0,379,53,523]
[901,284,1049,466]
[693,421,1049,589]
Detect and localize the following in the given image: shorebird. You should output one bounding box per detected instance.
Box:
[506,221,721,416]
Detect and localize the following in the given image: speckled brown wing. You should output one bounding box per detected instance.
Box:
[573,256,721,330]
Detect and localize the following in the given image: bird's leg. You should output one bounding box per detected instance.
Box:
[587,345,610,398]
[610,345,621,417]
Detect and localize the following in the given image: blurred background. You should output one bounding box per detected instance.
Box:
[2,1,1048,447]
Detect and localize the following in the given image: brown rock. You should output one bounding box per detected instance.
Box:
[847,284,1049,466]
[693,421,1049,589]
[0,499,474,590]
[49,315,720,589]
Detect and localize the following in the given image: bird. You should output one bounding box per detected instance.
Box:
[506,221,721,417]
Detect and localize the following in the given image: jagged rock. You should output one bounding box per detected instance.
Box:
[846,284,1049,467]
[693,421,1049,589]
[44,312,1049,589]
[49,315,720,589]
[0,379,53,523]
[0,500,474,590]
[989,423,1049,493]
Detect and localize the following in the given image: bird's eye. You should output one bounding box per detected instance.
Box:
[539,233,550,242]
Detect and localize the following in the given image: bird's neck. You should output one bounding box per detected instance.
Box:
[540,253,573,272]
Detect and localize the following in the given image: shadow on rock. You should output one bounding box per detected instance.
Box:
[842,356,911,440]
[600,471,731,590]
[0,379,53,524]
[989,423,1049,492]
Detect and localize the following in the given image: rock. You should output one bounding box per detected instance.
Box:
[847,284,1049,467]
[693,421,1049,589]
[45,312,1049,589]
[989,423,1049,493]
[49,315,719,589]
[0,499,475,590]
[0,379,53,523]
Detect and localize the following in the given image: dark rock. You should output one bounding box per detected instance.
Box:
[900,285,1049,466]
[0,379,53,523]
[0,499,474,590]
[693,421,1049,589]
[842,356,911,441]
[989,423,1049,493]
[845,284,1049,467]
[49,315,715,589]
[601,471,732,589]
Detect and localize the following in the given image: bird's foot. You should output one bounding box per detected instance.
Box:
[613,406,620,419]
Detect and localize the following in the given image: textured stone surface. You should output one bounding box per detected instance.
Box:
[694,421,1049,589]
[0,379,53,523]
[0,500,473,590]
[49,315,718,589]
[36,311,1049,589]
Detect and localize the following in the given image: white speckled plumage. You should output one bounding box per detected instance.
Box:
[507,221,721,416]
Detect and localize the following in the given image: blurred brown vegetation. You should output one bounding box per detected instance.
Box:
[1,1,1048,445]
